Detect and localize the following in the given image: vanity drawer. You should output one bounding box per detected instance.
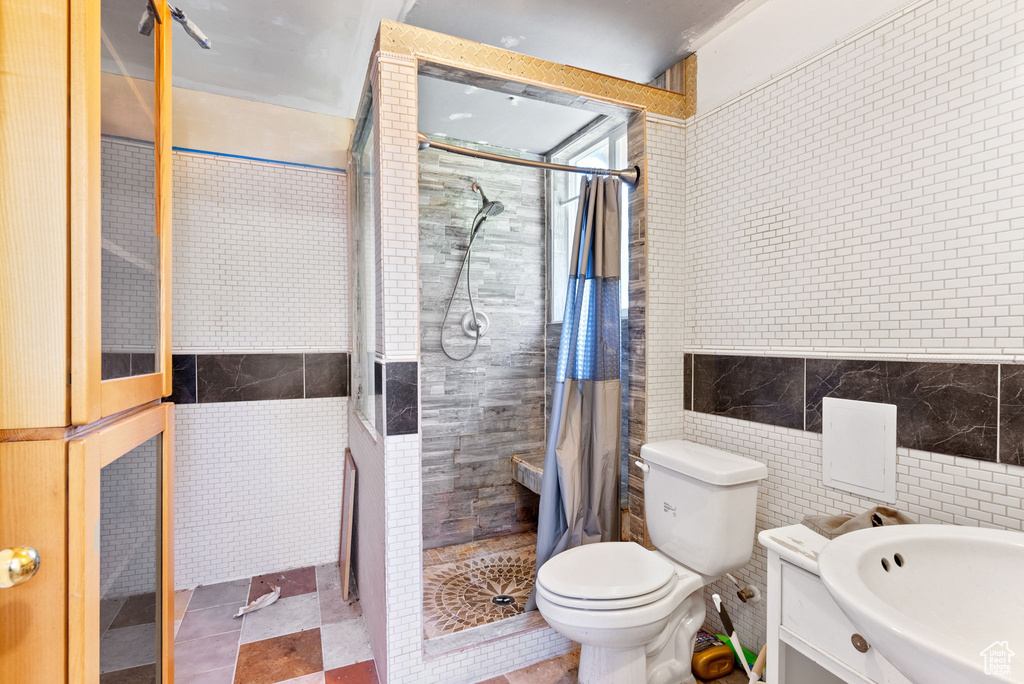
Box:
[780,563,911,684]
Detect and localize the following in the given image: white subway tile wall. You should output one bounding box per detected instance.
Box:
[174,398,348,589]
[646,115,689,442]
[172,151,348,353]
[661,0,1024,654]
[377,55,421,362]
[100,438,160,596]
[684,0,1024,358]
[167,151,351,589]
[101,138,158,353]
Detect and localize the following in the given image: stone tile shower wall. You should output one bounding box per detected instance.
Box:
[418,143,545,549]
[665,0,1024,651]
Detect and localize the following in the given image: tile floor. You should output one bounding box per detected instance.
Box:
[423,532,537,639]
[99,590,160,681]
[102,563,377,683]
[101,557,748,684]
[480,650,751,684]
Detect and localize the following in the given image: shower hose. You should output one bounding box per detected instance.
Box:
[440,212,489,361]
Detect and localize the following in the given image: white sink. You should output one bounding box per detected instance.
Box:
[818,524,1024,684]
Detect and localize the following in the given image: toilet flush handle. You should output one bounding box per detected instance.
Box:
[635,460,650,473]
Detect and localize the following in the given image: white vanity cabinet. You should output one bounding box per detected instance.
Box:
[759,525,913,684]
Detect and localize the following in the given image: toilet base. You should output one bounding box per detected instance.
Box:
[575,589,704,684]
[578,644,647,684]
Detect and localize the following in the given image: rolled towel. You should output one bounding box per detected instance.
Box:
[802,505,914,539]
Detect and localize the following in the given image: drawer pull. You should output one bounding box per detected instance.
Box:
[851,633,870,653]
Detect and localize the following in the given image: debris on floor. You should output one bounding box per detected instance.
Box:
[234,584,281,617]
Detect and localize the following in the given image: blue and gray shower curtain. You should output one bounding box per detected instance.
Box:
[529,176,622,609]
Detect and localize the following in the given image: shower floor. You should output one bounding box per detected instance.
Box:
[423,532,537,639]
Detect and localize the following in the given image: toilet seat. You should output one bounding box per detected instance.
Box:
[536,574,679,611]
[536,542,683,611]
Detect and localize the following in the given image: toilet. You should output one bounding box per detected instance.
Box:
[536,440,767,684]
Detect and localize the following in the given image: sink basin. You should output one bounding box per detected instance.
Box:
[818,524,1024,684]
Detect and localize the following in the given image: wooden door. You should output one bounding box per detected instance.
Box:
[0,441,68,683]
[0,0,71,430]
[68,403,175,684]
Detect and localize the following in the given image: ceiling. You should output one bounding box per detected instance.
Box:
[103,0,757,150]
[416,77,612,154]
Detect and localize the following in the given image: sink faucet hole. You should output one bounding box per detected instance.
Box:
[894,553,904,567]
[881,558,890,572]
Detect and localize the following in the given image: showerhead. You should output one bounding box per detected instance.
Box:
[471,182,505,219]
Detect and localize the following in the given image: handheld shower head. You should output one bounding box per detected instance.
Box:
[471,182,505,218]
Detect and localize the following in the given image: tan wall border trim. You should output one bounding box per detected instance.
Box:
[377,20,695,120]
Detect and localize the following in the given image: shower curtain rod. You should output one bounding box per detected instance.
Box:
[416,132,640,188]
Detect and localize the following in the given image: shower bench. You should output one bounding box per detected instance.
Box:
[511,451,544,494]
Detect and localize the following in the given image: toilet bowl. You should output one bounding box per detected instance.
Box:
[537,542,706,684]
[536,440,767,684]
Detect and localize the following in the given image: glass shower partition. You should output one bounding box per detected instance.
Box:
[351,102,378,430]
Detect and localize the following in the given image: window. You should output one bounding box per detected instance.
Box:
[547,125,629,323]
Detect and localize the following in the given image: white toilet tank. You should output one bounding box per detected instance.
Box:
[640,440,767,578]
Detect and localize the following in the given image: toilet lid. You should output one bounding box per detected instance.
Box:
[537,542,675,600]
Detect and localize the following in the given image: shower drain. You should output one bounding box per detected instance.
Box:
[491,594,516,607]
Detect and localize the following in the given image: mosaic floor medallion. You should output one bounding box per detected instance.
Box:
[423,535,537,639]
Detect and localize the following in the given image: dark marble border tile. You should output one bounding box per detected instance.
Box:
[805,359,886,433]
[197,354,303,403]
[374,361,385,435]
[806,359,998,461]
[168,354,197,404]
[1000,365,1024,466]
[887,361,997,461]
[683,353,692,411]
[130,353,155,376]
[305,353,350,399]
[171,352,352,404]
[102,352,132,380]
[386,361,419,436]
[692,355,804,430]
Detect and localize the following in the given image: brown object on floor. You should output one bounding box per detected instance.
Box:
[233,628,324,684]
[692,632,735,680]
[325,659,379,683]
[248,566,317,603]
[340,448,357,600]
[802,505,914,540]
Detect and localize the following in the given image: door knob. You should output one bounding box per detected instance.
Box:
[0,547,41,588]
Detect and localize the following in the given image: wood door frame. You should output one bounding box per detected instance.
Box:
[68,402,175,684]
[70,0,174,426]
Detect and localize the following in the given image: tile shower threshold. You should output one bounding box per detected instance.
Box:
[422,609,549,659]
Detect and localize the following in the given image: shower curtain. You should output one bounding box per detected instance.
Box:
[528,176,622,610]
